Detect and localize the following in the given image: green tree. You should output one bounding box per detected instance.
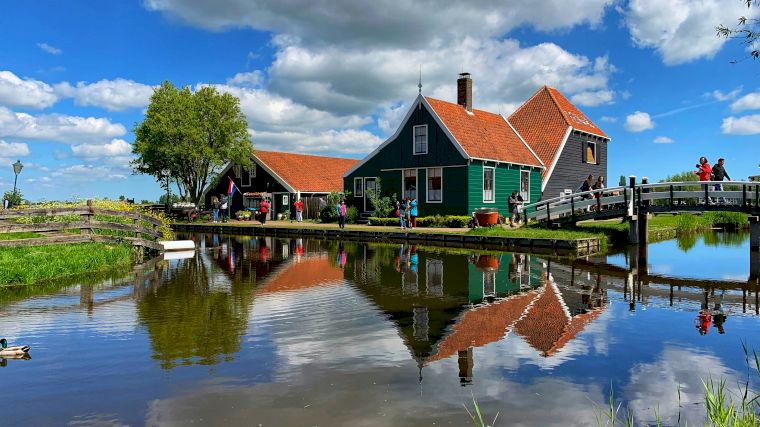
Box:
[132,82,252,204]
[3,190,23,208]
[716,1,760,62]
[366,178,396,218]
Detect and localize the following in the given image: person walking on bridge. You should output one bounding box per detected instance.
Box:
[695,157,713,204]
[711,158,731,205]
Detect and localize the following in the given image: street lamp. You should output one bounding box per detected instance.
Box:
[12,160,23,195]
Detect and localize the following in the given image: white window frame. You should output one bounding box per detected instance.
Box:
[402,168,418,200]
[354,177,364,197]
[426,167,443,203]
[483,271,496,297]
[519,169,530,203]
[243,165,255,187]
[586,141,598,165]
[482,166,495,203]
[426,259,444,296]
[413,125,428,155]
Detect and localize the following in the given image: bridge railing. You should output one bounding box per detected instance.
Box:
[525,180,760,223]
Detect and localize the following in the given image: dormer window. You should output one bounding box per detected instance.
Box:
[413,125,428,155]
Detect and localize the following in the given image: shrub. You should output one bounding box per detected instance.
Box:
[367,215,469,228]
[346,206,359,224]
[320,205,338,223]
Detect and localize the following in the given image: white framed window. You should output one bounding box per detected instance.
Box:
[520,170,530,202]
[483,271,496,297]
[426,167,442,203]
[426,259,443,296]
[243,165,255,187]
[413,125,428,155]
[585,141,597,164]
[483,166,495,202]
[403,169,417,199]
[354,177,364,197]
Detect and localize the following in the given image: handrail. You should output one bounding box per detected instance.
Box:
[525,185,628,208]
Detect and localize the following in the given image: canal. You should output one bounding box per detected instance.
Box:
[1,232,758,426]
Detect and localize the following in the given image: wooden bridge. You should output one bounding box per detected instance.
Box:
[0,200,164,253]
[525,179,760,248]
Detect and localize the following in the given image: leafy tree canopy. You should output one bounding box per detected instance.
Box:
[132,82,252,204]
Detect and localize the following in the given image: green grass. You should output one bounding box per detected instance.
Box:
[468,225,604,240]
[0,242,134,285]
[0,232,42,240]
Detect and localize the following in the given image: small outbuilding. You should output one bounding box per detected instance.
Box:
[205,150,358,220]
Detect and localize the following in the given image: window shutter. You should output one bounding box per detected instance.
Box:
[582,141,588,163]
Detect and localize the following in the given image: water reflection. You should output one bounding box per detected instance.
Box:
[0,233,758,426]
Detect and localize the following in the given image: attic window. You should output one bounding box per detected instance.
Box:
[413,125,428,155]
[584,141,597,164]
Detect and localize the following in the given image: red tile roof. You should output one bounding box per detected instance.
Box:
[427,291,538,362]
[256,255,344,295]
[509,86,608,177]
[255,150,358,193]
[424,97,543,168]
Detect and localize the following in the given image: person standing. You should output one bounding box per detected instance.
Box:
[338,200,347,229]
[409,197,418,228]
[211,196,220,223]
[294,198,304,222]
[508,191,519,227]
[397,199,406,229]
[711,158,731,204]
[404,197,411,228]
[258,198,270,225]
[220,194,229,223]
[2,195,8,210]
[695,156,713,204]
[592,176,605,211]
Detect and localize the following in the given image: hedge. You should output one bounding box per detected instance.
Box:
[368,215,470,228]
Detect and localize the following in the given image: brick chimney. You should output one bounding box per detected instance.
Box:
[457,73,472,112]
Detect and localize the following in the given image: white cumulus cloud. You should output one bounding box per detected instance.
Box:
[624,0,757,65]
[653,136,674,144]
[570,89,614,107]
[730,92,760,112]
[61,79,155,111]
[0,106,126,144]
[721,114,760,135]
[0,140,31,157]
[624,111,654,132]
[0,70,59,109]
[250,128,382,155]
[71,139,133,158]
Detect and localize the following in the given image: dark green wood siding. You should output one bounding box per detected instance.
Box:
[467,161,542,215]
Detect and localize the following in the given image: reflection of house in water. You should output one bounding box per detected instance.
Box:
[255,255,344,296]
[343,243,607,384]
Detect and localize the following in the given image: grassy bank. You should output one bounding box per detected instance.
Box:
[0,242,134,286]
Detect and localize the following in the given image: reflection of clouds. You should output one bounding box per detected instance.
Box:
[624,346,737,426]
[145,363,605,426]
[649,263,672,275]
[251,284,410,377]
[722,273,748,281]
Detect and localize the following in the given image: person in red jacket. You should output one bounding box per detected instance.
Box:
[695,157,713,204]
[258,198,270,225]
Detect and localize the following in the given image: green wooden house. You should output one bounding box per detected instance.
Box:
[344,73,545,217]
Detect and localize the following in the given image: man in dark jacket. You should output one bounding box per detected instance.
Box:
[712,158,731,204]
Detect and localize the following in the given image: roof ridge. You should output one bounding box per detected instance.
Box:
[543,87,573,128]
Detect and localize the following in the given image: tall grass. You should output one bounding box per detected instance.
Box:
[464,394,499,427]
[0,242,133,285]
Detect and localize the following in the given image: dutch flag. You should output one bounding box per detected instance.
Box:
[227,177,238,198]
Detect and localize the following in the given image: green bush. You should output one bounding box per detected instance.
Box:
[367,215,469,228]
[346,206,358,224]
[320,205,338,223]
[703,211,749,227]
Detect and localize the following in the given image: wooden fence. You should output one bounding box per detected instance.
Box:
[0,200,164,251]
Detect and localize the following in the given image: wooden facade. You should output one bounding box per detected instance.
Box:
[543,130,609,199]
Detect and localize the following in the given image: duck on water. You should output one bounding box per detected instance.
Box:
[0,338,30,358]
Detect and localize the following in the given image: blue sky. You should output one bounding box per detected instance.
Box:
[1,0,758,201]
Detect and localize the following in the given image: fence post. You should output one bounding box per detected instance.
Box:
[669,184,674,209]
[743,184,747,209]
[641,177,649,210]
[704,183,710,209]
[629,176,636,217]
[756,184,759,208]
[571,196,575,223]
[81,199,93,237]
[133,211,140,239]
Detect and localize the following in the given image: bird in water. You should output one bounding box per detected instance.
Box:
[0,338,30,357]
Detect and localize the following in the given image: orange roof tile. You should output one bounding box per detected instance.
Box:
[255,150,358,193]
[509,86,608,177]
[428,291,538,362]
[256,256,344,295]
[424,97,543,167]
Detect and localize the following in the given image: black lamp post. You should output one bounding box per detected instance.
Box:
[12,160,23,195]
